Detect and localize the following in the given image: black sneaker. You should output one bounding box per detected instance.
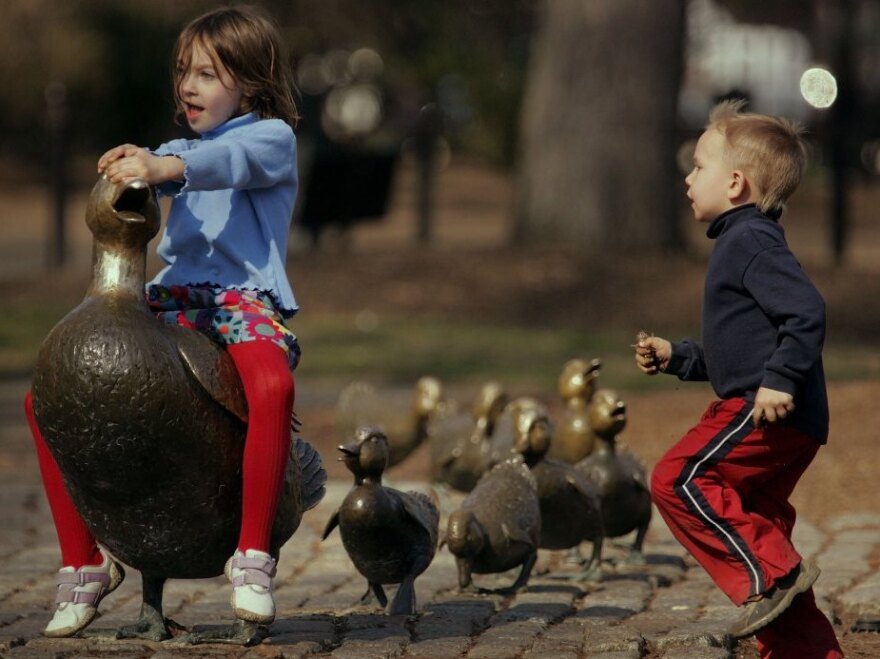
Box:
[728,560,820,639]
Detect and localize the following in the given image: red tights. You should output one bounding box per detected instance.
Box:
[26,340,294,568]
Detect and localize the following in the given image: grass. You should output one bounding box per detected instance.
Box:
[8,303,877,393]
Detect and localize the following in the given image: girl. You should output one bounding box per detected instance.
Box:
[26,5,301,636]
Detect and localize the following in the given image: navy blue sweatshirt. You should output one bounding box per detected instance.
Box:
[666,204,829,442]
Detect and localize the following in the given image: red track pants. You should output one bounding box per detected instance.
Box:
[651,397,843,659]
[26,340,293,568]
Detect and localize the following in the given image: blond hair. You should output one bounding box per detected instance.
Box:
[708,99,807,214]
[173,5,299,128]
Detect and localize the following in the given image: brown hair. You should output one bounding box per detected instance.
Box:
[708,99,807,214]
[172,5,299,127]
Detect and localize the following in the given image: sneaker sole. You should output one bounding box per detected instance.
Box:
[730,560,820,639]
[44,560,125,638]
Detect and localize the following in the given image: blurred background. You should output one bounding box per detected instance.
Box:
[1,0,879,392]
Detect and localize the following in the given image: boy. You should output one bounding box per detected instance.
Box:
[634,100,843,658]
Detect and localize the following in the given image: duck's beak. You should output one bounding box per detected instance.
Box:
[337,442,359,459]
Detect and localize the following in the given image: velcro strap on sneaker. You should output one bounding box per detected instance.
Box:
[232,569,273,589]
[57,570,111,588]
[232,555,277,577]
[55,584,103,605]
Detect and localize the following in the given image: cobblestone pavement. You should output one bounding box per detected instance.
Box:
[2,377,879,658]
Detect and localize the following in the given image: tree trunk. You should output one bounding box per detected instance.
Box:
[514,0,686,251]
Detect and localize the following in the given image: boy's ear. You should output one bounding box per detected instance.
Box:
[727,169,749,201]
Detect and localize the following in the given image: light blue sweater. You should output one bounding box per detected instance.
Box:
[151,112,299,316]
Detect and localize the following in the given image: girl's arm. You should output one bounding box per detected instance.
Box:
[98,144,184,186]
[170,120,296,193]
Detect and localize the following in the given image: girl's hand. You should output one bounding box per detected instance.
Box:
[633,333,671,375]
[98,145,184,185]
[752,387,795,427]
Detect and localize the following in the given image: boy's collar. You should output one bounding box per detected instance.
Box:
[706,203,781,238]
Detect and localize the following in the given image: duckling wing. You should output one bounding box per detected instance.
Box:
[172,325,248,423]
[565,470,601,503]
[617,444,649,492]
[427,408,473,467]
[400,491,440,544]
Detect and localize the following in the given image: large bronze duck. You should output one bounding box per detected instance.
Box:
[30,177,327,642]
[510,407,605,577]
[336,377,445,467]
[546,357,602,464]
[427,381,508,492]
[444,458,541,593]
[323,427,439,615]
[575,389,651,561]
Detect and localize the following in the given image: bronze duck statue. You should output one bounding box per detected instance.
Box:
[575,389,651,561]
[323,427,439,615]
[546,357,603,464]
[444,457,541,593]
[336,376,445,468]
[427,381,508,492]
[30,177,327,643]
[510,407,605,578]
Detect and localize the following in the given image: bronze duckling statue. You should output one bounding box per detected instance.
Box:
[575,388,651,561]
[428,381,509,492]
[30,177,327,643]
[323,427,439,615]
[510,407,605,577]
[546,357,603,464]
[336,376,445,467]
[444,457,541,593]
[485,396,550,467]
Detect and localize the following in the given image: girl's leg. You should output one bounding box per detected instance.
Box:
[224,341,293,624]
[25,392,101,568]
[226,340,294,552]
[26,392,124,637]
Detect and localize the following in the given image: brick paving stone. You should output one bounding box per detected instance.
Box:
[2,376,878,658]
[816,529,879,594]
[824,512,880,532]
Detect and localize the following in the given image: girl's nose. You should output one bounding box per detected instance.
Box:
[180,74,196,96]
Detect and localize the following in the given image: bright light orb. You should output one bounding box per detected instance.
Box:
[800,67,838,109]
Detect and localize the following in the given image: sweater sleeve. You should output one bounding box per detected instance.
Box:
[666,338,710,381]
[172,120,296,194]
[743,247,826,396]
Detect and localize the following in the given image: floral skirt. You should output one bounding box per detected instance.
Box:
[146,284,301,371]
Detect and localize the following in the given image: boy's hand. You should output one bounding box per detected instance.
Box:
[752,387,795,427]
[633,332,671,375]
[97,145,184,185]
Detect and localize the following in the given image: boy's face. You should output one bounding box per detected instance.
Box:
[685,128,736,223]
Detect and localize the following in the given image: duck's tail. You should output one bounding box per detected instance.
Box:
[293,437,327,512]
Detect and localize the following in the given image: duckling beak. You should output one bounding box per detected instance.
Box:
[337,442,360,460]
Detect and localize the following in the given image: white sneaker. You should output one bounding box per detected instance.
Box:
[225,549,277,624]
[44,549,125,637]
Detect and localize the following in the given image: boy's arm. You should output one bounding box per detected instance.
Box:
[744,246,826,414]
[633,335,709,381]
[666,339,710,381]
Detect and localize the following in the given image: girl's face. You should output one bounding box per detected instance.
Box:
[177,41,245,134]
